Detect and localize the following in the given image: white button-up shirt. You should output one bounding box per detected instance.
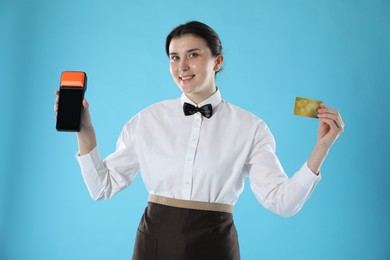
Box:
[77,90,320,217]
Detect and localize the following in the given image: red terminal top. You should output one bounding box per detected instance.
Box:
[60,71,86,88]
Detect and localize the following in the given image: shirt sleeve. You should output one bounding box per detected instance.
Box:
[76,115,140,200]
[245,121,321,217]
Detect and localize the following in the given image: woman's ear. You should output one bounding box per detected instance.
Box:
[214,55,224,72]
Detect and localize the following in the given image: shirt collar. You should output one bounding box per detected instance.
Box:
[180,88,222,109]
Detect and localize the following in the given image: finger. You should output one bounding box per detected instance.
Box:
[318,106,339,116]
[318,103,345,131]
[319,117,344,134]
[82,99,89,109]
[54,94,60,111]
[317,111,339,120]
[318,118,339,135]
[318,108,342,124]
[318,114,342,129]
[54,90,60,112]
[318,110,344,129]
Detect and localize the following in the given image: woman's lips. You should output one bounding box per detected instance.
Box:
[180,75,195,83]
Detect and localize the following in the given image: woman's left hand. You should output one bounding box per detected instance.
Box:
[316,103,345,150]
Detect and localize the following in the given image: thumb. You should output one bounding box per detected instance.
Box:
[82,99,89,110]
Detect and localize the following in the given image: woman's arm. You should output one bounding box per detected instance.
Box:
[75,98,97,155]
[54,91,139,200]
[307,103,345,174]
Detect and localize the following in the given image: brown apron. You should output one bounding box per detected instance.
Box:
[132,197,240,260]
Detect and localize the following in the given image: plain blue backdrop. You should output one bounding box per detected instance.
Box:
[1,0,389,259]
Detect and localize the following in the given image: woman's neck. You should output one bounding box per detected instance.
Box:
[186,86,217,105]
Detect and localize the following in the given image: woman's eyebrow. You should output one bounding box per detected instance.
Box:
[187,48,201,53]
[169,48,201,56]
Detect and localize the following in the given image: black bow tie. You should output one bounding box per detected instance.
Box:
[183,102,213,118]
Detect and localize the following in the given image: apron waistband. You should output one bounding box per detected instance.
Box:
[148,194,234,213]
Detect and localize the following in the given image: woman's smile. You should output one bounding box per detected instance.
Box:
[179,74,195,84]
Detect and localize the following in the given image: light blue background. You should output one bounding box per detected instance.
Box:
[1,0,389,259]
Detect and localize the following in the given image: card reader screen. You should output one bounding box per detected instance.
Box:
[56,88,84,131]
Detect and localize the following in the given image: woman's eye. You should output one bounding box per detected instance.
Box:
[170,56,179,61]
[189,53,199,59]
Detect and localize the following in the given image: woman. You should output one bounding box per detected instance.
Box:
[54,21,344,260]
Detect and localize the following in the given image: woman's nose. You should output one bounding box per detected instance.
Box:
[178,58,189,71]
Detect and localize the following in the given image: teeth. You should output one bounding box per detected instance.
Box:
[181,75,193,80]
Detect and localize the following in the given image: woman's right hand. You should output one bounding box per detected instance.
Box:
[54,90,93,132]
[78,97,93,132]
[54,90,97,155]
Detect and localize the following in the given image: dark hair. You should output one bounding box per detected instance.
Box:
[165,21,223,58]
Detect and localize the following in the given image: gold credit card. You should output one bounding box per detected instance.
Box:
[294,97,322,118]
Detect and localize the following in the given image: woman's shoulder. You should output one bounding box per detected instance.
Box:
[123,98,180,127]
[142,98,180,113]
[222,100,265,124]
[222,101,274,141]
[132,98,182,121]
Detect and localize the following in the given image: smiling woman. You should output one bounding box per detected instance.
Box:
[168,34,224,104]
[53,20,344,260]
[166,21,224,104]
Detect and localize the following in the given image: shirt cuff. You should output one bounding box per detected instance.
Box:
[75,146,102,171]
[294,161,322,189]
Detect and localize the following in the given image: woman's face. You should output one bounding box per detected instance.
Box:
[169,34,223,104]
